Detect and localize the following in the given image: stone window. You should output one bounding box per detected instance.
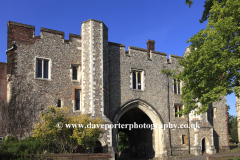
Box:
[182,135,187,145]
[73,66,77,80]
[71,64,80,81]
[131,69,144,90]
[75,89,80,111]
[36,58,51,79]
[174,79,181,94]
[175,105,183,117]
[0,137,2,144]
[57,99,61,107]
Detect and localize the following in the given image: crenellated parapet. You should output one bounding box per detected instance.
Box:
[6,21,81,76]
[108,40,182,65]
[7,21,81,44]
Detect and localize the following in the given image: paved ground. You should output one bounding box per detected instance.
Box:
[117,152,240,160]
[178,152,240,160]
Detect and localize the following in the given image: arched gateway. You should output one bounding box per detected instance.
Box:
[112,99,166,158]
[1,19,229,160]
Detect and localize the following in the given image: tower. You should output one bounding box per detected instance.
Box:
[81,19,109,118]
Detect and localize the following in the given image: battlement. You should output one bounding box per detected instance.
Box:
[7,20,183,65]
[108,40,182,64]
[7,21,81,46]
[82,19,108,30]
[169,54,182,58]
[108,42,125,47]
[40,27,65,38]
[8,21,35,29]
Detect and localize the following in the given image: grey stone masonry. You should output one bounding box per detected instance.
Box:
[81,19,108,117]
[3,19,229,159]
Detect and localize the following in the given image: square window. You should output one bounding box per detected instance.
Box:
[44,60,48,78]
[57,100,61,107]
[37,59,42,78]
[75,89,80,111]
[132,69,143,90]
[72,66,78,80]
[175,105,183,118]
[71,64,80,81]
[182,135,187,145]
[174,79,181,94]
[36,58,50,79]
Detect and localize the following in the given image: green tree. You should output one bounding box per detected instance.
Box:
[185,0,226,23]
[118,132,129,152]
[32,106,105,153]
[228,115,238,143]
[162,0,240,114]
[227,105,238,143]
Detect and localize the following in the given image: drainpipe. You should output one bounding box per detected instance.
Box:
[6,41,16,53]
[167,73,172,156]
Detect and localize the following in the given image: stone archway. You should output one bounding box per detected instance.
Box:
[94,138,108,153]
[113,99,166,158]
[201,137,210,154]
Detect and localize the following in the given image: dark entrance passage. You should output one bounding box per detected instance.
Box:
[202,138,206,154]
[94,140,103,153]
[117,107,154,159]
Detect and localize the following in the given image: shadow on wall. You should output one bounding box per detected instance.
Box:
[0,75,44,139]
[213,129,219,153]
[108,45,121,120]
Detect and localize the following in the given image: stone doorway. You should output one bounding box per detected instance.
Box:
[118,107,154,159]
[113,100,166,159]
[202,138,206,154]
[201,137,211,154]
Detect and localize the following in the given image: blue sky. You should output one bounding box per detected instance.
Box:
[0,0,237,116]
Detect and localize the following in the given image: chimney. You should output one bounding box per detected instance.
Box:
[147,40,155,58]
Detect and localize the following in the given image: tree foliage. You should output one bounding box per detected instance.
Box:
[162,0,240,114]
[32,106,105,153]
[0,135,53,159]
[185,0,226,23]
[227,105,238,143]
[118,132,129,152]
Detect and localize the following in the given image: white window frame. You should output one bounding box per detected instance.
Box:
[131,68,144,91]
[70,64,80,82]
[35,57,51,80]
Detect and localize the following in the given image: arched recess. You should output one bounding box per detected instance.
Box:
[112,99,166,158]
[201,137,210,154]
[98,137,107,147]
[95,137,108,153]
